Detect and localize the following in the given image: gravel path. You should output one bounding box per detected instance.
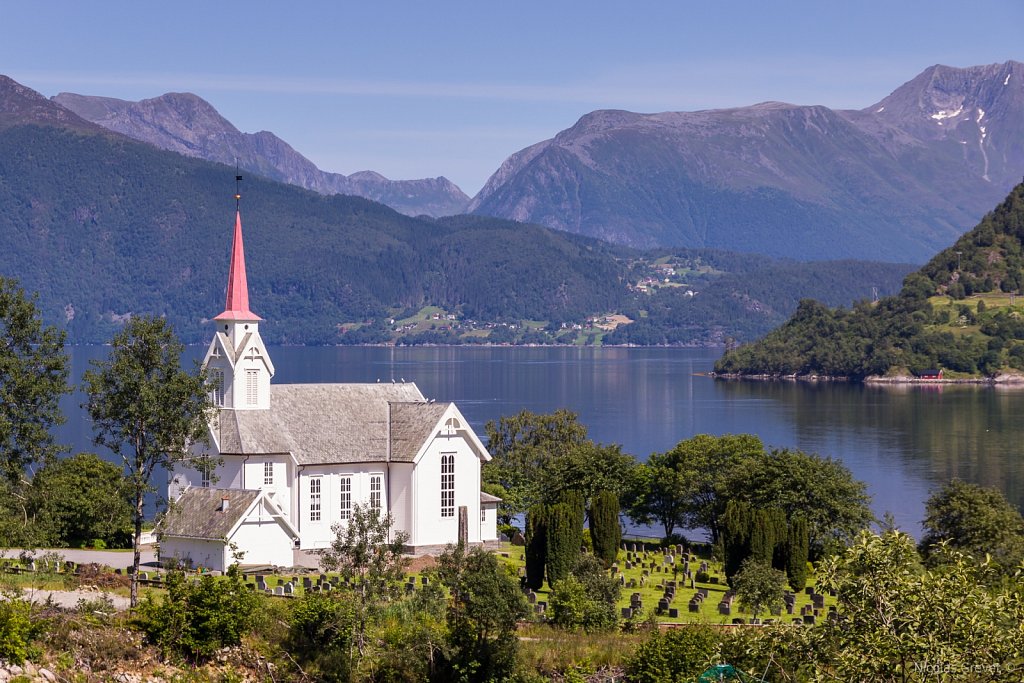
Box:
[1,546,158,570]
[15,588,131,611]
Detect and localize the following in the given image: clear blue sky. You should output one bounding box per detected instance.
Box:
[3,1,1021,194]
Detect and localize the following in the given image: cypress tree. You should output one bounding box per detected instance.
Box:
[722,500,753,580]
[525,504,549,590]
[590,490,621,567]
[559,489,586,528]
[749,510,774,565]
[768,508,789,571]
[786,516,810,592]
[546,503,580,586]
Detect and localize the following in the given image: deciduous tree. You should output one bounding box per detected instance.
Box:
[731,558,786,621]
[319,503,410,657]
[82,316,211,607]
[436,543,527,681]
[919,479,1024,573]
[482,409,589,517]
[30,452,133,548]
[0,278,69,543]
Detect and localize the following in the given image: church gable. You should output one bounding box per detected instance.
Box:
[400,403,491,465]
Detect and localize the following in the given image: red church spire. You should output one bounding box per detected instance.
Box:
[214,179,262,322]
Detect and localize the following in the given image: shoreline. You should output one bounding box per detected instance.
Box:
[710,372,1024,385]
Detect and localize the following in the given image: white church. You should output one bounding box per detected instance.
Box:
[158,196,500,571]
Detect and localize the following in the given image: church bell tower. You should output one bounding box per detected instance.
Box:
[203,177,274,410]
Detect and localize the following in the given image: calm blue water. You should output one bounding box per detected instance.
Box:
[60,346,1024,537]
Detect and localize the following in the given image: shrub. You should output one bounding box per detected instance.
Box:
[549,554,620,633]
[0,597,42,664]
[625,626,720,683]
[134,565,261,661]
[287,592,355,682]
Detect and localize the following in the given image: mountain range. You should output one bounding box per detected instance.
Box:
[470,61,1024,263]
[46,62,1024,264]
[0,74,915,346]
[52,91,469,218]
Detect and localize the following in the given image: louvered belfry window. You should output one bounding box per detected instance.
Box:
[245,369,259,405]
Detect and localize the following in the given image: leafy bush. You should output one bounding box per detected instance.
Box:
[135,566,261,661]
[287,592,355,682]
[548,555,620,632]
[0,596,42,664]
[625,626,720,683]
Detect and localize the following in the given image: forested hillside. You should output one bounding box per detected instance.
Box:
[0,124,629,344]
[608,254,911,346]
[715,183,1024,378]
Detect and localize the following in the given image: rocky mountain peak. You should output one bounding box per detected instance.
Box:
[0,77,101,131]
[470,61,1024,261]
[52,87,470,217]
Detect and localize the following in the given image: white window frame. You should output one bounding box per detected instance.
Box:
[263,461,273,486]
[339,476,352,520]
[309,477,322,522]
[201,465,211,488]
[369,474,383,513]
[441,453,455,518]
[209,369,225,407]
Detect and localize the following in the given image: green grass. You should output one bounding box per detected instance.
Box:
[517,623,643,675]
[494,543,835,625]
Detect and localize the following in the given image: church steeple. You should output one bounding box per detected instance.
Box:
[204,177,274,411]
[215,179,261,322]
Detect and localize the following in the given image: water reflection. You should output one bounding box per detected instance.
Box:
[56,346,1024,537]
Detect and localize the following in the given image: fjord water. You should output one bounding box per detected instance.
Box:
[60,346,1024,537]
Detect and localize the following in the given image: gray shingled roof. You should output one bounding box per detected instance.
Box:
[480,491,502,503]
[158,488,260,540]
[214,383,430,465]
[390,401,451,462]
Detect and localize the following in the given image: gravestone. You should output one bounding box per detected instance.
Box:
[621,607,633,619]
[668,607,679,618]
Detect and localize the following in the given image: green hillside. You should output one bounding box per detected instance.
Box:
[0,124,630,344]
[715,183,1024,379]
[0,122,914,347]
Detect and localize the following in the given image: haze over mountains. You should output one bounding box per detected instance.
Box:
[471,61,1024,263]
[53,91,470,218]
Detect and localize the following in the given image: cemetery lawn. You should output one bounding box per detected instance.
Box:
[493,542,837,626]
